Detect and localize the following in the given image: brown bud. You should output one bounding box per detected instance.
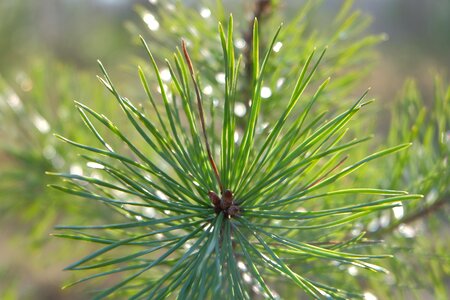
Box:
[208,191,221,207]
[227,205,240,217]
[222,189,234,209]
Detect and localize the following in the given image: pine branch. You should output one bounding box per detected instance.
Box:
[51,8,424,299]
[369,195,449,238]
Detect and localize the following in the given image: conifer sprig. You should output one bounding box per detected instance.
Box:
[52,16,421,299]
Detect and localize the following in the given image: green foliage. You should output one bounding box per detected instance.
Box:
[386,77,449,197]
[1,1,448,299]
[361,77,450,299]
[52,16,422,299]
[0,59,129,298]
[0,60,123,221]
[128,0,385,115]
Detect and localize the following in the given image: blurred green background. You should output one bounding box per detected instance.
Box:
[1,0,449,93]
[0,0,449,299]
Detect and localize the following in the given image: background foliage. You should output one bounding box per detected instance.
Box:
[0,0,449,299]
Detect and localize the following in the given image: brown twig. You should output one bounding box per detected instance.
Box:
[369,195,449,238]
[242,0,273,109]
[182,40,223,193]
[304,156,349,190]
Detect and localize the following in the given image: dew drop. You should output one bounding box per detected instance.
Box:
[215,72,226,84]
[243,273,252,283]
[235,39,246,49]
[363,291,378,300]
[256,122,269,134]
[200,7,211,18]
[33,115,50,133]
[234,102,246,117]
[70,164,83,176]
[143,12,159,31]
[157,84,169,94]
[367,217,379,232]
[32,114,50,133]
[156,190,169,201]
[392,202,404,220]
[237,261,247,271]
[160,68,171,82]
[273,42,283,53]
[351,228,361,236]
[234,131,240,143]
[203,85,213,95]
[351,222,363,236]
[296,207,307,213]
[143,207,156,218]
[43,145,56,160]
[379,212,390,227]
[398,224,416,238]
[5,93,23,111]
[348,266,358,276]
[276,77,285,88]
[261,86,272,98]
[87,162,105,169]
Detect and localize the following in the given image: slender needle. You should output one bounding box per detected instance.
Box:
[182,40,223,193]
